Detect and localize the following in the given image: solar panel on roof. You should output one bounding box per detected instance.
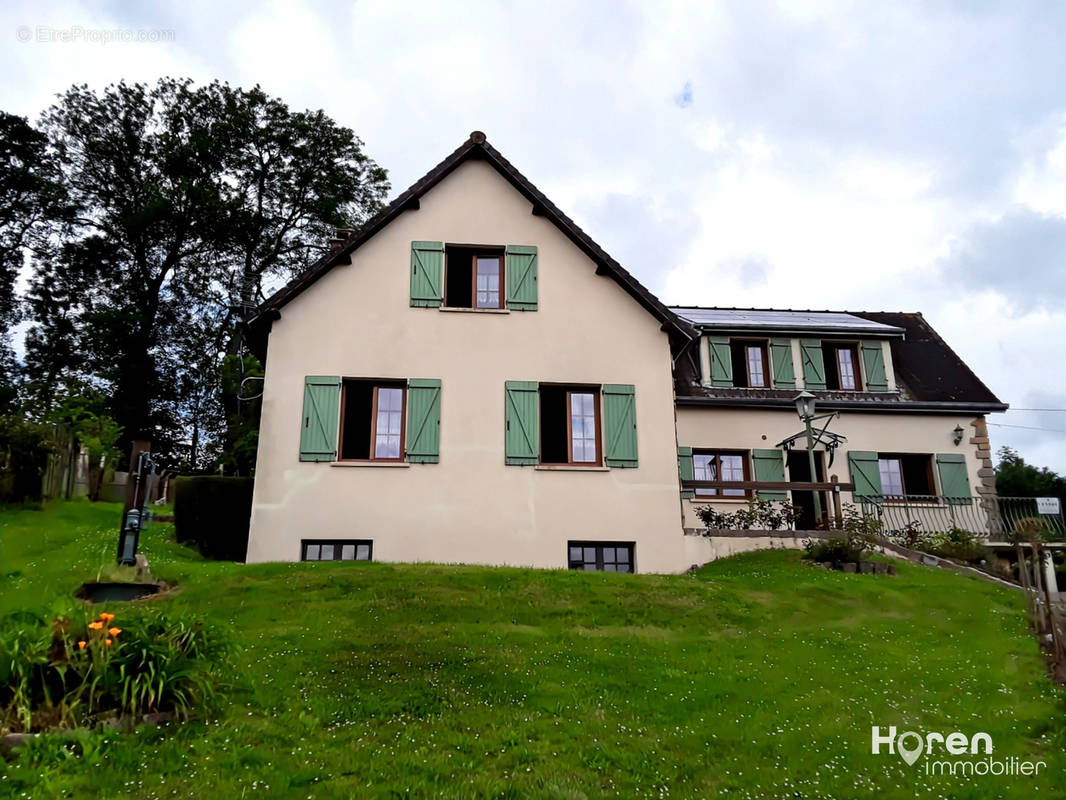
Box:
[668,308,905,334]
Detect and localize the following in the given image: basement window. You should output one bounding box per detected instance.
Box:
[568,542,634,572]
[729,340,769,388]
[540,385,601,465]
[445,245,504,309]
[302,539,373,561]
[878,454,934,499]
[823,343,862,391]
[339,380,406,461]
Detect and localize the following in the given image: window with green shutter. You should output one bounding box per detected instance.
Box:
[770,339,795,388]
[860,341,889,391]
[678,446,695,498]
[847,451,882,502]
[505,245,538,310]
[410,241,444,307]
[936,453,973,505]
[800,340,826,390]
[752,449,786,500]
[300,376,341,462]
[708,337,733,387]
[405,379,442,463]
[602,384,638,468]
[504,381,539,465]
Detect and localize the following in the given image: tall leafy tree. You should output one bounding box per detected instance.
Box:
[0,111,67,411]
[21,78,389,469]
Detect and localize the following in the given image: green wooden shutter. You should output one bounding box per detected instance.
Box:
[860,341,888,391]
[678,446,695,499]
[770,339,795,389]
[406,379,441,463]
[800,340,826,390]
[708,337,733,387]
[752,449,786,500]
[299,376,341,462]
[504,381,538,465]
[936,454,973,505]
[505,245,538,311]
[410,241,443,307]
[848,451,882,502]
[603,384,638,468]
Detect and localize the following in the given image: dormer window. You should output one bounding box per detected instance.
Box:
[729,340,770,388]
[444,245,504,309]
[822,343,862,391]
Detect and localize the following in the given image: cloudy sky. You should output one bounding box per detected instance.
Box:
[4,0,1065,471]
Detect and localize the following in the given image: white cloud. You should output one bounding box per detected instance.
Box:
[3,0,1066,472]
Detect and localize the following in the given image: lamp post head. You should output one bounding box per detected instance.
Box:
[794,391,817,421]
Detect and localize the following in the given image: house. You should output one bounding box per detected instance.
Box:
[245,131,1007,573]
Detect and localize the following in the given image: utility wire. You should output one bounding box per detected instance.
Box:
[1005,408,1066,412]
[987,423,1066,434]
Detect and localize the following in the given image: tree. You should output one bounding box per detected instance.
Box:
[51,392,122,501]
[29,80,230,457]
[0,111,68,411]
[995,446,1066,508]
[21,79,389,471]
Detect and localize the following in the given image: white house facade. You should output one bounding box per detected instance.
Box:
[245,132,1007,573]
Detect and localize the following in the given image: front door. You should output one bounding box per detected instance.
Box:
[787,450,827,530]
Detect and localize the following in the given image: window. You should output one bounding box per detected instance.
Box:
[568,542,634,572]
[302,540,373,561]
[878,454,935,498]
[339,380,406,461]
[729,340,770,388]
[444,245,504,309]
[539,384,601,465]
[822,343,862,391]
[693,450,750,498]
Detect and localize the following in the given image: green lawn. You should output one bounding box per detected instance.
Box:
[1,501,1063,799]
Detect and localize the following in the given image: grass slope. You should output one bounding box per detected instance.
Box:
[0,501,1063,799]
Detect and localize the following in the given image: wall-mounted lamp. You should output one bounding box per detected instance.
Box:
[952,424,965,446]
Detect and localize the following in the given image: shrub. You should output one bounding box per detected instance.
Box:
[696,497,801,531]
[802,504,881,563]
[0,417,54,503]
[803,535,869,564]
[173,476,254,561]
[0,607,226,733]
[922,527,990,564]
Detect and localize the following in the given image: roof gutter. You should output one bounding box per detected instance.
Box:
[675,396,1010,414]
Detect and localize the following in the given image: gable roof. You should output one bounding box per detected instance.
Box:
[673,307,1006,413]
[249,131,695,346]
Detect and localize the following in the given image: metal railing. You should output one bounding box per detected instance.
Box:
[860,495,1066,541]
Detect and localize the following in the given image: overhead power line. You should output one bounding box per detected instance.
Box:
[1006,408,1066,412]
[988,423,1066,434]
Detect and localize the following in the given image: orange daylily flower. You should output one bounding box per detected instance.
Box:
[105,639,113,646]
[99,613,115,622]
[88,621,104,630]
[77,641,87,650]
[108,627,122,636]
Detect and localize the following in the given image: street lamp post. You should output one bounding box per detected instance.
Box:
[794,391,822,528]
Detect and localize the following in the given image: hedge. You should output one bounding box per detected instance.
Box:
[173,476,254,561]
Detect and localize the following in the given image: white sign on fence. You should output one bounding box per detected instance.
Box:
[1036,497,1061,515]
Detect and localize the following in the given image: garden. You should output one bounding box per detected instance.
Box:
[1,500,1064,799]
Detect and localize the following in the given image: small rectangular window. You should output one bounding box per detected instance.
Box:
[540,385,601,465]
[445,245,504,309]
[729,341,769,388]
[340,380,406,461]
[693,450,751,498]
[568,542,634,572]
[878,454,934,498]
[822,343,862,391]
[302,539,373,561]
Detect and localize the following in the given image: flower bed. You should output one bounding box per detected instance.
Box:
[0,607,225,736]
